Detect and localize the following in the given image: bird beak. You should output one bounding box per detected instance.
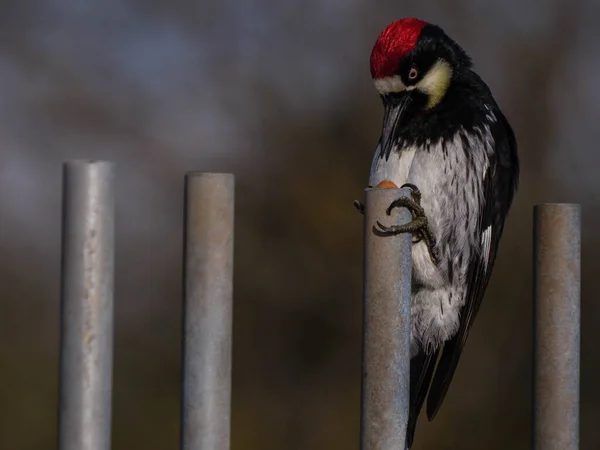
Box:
[380,93,411,157]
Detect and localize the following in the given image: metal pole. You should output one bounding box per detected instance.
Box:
[533,203,581,450]
[58,160,115,450]
[181,173,234,450]
[360,186,412,450]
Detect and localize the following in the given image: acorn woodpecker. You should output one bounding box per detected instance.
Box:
[357,18,519,448]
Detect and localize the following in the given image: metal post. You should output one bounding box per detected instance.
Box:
[360,187,413,450]
[533,203,581,450]
[181,173,234,450]
[58,160,115,450]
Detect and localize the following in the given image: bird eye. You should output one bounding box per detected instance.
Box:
[408,67,418,80]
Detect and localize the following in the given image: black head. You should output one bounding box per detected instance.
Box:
[370,19,476,153]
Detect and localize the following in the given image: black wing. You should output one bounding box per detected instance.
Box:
[425,110,519,420]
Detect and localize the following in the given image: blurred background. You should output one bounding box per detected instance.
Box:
[0,0,597,449]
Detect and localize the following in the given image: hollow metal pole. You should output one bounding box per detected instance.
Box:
[360,187,412,450]
[181,173,234,450]
[58,160,115,450]
[533,203,581,450]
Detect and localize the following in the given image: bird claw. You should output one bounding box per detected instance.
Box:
[400,183,422,204]
[356,183,417,217]
[376,183,440,266]
[374,220,397,234]
[354,200,365,215]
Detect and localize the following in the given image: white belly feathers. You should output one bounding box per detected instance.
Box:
[368,139,471,353]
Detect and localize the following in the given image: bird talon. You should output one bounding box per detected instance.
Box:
[354,200,365,215]
[386,198,418,216]
[400,182,420,193]
[400,183,422,204]
[374,221,395,234]
[377,191,439,265]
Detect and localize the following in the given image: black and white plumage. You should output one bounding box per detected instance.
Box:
[367,18,519,448]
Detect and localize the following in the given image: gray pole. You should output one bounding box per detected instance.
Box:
[181,173,234,450]
[58,160,115,450]
[360,187,413,450]
[533,203,581,450]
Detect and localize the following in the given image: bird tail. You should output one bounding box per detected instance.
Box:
[406,349,440,449]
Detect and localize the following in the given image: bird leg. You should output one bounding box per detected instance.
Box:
[374,183,439,265]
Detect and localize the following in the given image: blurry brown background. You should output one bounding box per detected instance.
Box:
[0,0,598,449]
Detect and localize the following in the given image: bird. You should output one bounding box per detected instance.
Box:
[356,18,519,448]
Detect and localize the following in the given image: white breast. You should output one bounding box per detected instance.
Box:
[367,133,492,352]
[369,142,446,289]
[369,143,417,188]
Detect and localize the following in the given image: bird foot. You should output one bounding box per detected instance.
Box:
[374,183,439,265]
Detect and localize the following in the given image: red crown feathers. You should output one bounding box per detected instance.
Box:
[370,18,429,79]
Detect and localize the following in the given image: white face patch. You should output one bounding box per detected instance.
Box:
[372,59,453,109]
[415,59,453,108]
[373,75,407,94]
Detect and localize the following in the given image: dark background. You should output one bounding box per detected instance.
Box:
[0,1,597,449]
